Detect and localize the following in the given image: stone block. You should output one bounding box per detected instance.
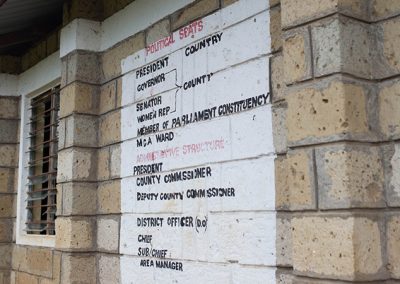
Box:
[99,80,117,115]
[270,6,282,53]
[281,0,368,28]
[146,18,170,45]
[292,214,386,281]
[276,271,293,284]
[12,246,53,278]
[98,180,120,214]
[57,148,97,182]
[0,219,12,242]
[221,0,238,7]
[97,146,110,181]
[110,144,121,178]
[99,110,121,146]
[59,82,98,118]
[387,213,400,279]
[97,216,120,252]
[384,143,400,207]
[98,255,120,284]
[15,272,39,284]
[66,50,101,85]
[273,104,287,154]
[372,0,400,20]
[277,214,292,267]
[102,32,145,82]
[0,144,18,167]
[0,194,14,218]
[312,16,372,79]
[0,55,21,74]
[375,17,400,78]
[283,28,312,84]
[316,144,385,209]
[0,245,11,268]
[286,78,370,145]
[171,0,219,30]
[0,97,19,119]
[0,271,10,284]
[58,118,66,150]
[55,217,95,250]
[64,114,98,148]
[275,149,316,210]
[271,54,284,102]
[60,253,96,284]
[0,168,15,193]
[379,79,400,139]
[60,182,97,216]
[116,78,122,108]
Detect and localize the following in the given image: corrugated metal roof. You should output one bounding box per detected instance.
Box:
[0,0,63,55]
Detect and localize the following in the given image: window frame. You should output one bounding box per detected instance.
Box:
[16,79,60,247]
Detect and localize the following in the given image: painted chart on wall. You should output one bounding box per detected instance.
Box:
[120,1,276,282]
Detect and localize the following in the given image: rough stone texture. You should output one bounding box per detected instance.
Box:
[97,146,110,181]
[0,219,12,242]
[286,79,370,145]
[0,55,21,74]
[102,0,135,19]
[372,0,400,20]
[271,54,284,102]
[99,80,117,115]
[11,246,53,278]
[281,0,369,28]
[384,143,400,207]
[110,144,121,178]
[0,245,11,268]
[221,0,238,7]
[376,17,400,78]
[0,120,18,144]
[97,217,120,252]
[146,18,171,46]
[171,0,220,31]
[59,82,98,118]
[59,182,97,216]
[283,28,312,84]
[101,32,145,82]
[99,110,121,146]
[65,51,101,86]
[312,16,372,79]
[0,97,19,119]
[275,150,316,210]
[272,104,287,154]
[387,213,400,279]
[379,79,400,139]
[60,254,96,284]
[98,255,120,284]
[64,114,98,148]
[276,214,292,267]
[276,271,294,284]
[292,214,385,281]
[0,168,15,193]
[62,0,102,25]
[55,217,95,250]
[316,144,385,209]
[270,6,282,53]
[57,148,97,182]
[97,180,121,214]
[14,272,39,284]
[0,194,14,218]
[0,145,18,167]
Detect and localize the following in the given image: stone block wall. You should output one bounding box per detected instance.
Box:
[0,92,19,284]
[275,0,400,282]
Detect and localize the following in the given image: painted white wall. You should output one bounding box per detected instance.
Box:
[119,1,275,282]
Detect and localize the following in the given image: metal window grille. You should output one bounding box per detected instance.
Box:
[26,86,60,235]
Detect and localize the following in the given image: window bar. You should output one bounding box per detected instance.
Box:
[26,87,59,235]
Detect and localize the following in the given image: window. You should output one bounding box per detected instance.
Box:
[26,86,60,235]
